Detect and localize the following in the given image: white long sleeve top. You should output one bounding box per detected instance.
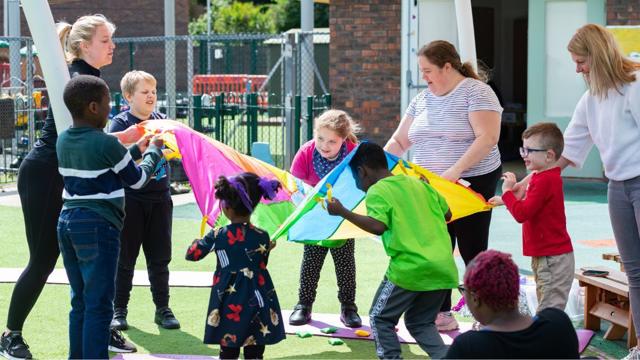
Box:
[563,72,640,181]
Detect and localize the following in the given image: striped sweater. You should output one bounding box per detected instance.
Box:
[56,126,163,229]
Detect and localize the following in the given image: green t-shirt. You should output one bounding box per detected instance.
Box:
[365,175,458,291]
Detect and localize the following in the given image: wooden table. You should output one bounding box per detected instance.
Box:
[575,266,636,348]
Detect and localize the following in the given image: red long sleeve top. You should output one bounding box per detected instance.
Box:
[502,167,573,257]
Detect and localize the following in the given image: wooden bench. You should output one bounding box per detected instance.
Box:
[603,252,625,272]
[575,266,636,348]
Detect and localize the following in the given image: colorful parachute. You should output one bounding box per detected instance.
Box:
[136,120,309,237]
[129,120,491,245]
[271,145,493,245]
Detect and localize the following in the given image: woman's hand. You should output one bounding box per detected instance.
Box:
[269,241,277,251]
[501,172,517,192]
[441,167,462,182]
[488,196,504,206]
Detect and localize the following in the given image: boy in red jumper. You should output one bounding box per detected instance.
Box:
[490,122,574,312]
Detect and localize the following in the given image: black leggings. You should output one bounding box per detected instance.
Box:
[440,166,501,312]
[6,158,63,331]
[297,239,356,306]
[219,345,265,359]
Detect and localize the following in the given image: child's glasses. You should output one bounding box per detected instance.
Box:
[519,147,547,157]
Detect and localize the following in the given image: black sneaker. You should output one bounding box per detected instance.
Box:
[0,332,32,360]
[154,307,181,329]
[108,329,137,353]
[111,307,129,331]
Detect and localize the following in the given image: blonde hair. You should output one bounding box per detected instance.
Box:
[314,109,360,144]
[568,24,640,99]
[57,14,116,63]
[120,70,157,96]
[418,40,480,80]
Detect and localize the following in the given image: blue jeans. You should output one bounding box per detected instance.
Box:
[57,208,120,359]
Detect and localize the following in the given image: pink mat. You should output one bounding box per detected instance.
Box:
[283,311,596,353]
[577,329,595,353]
[112,355,217,360]
[282,310,470,345]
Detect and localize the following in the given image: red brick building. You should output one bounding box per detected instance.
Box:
[1,0,189,91]
[329,0,640,147]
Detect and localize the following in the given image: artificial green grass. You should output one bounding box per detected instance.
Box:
[0,204,431,358]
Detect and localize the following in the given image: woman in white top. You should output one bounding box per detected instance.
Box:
[385,40,502,331]
[559,23,640,359]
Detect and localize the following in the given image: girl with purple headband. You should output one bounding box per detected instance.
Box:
[185,172,285,359]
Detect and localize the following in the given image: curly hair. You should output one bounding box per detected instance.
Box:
[214,172,281,216]
[464,250,520,311]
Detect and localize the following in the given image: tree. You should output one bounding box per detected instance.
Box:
[214,2,275,34]
[272,0,329,32]
[188,1,276,34]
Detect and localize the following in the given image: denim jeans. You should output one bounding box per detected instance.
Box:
[57,208,120,359]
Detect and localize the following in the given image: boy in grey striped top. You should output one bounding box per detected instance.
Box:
[55,75,164,359]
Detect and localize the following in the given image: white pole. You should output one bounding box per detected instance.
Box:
[20,0,72,131]
[300,0,314,141]
[206,0,211,74]
[164,0,177,119]
[5,0,21,87]
[454,0,477,71]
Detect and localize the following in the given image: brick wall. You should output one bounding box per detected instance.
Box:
[0,0,189,92]
[329,0,401,145]
[607,0,640,25]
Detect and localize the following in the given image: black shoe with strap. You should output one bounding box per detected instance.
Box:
[155,307,181,329]
[0,331,32,360]
[110,307,129,331]
[340,303,362,328]
[288,303,312,326]
[108,329,137,353]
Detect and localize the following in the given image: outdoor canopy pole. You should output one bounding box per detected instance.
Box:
[21,0,72,131]
[454,0,477,72]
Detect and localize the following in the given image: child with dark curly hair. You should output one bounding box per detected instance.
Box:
[445,250,579,359]
[185,173,286,359]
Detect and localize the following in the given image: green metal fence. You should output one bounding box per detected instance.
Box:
[111,91,331,170]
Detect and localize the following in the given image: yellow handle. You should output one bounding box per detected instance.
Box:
[200,215,209,238]
[326,183,333,202]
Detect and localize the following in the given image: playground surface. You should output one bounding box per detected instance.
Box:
[0,178,630,358]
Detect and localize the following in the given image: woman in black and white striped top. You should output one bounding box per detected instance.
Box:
[385,40,502,332]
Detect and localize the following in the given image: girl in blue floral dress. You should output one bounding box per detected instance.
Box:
[186,172,285,359]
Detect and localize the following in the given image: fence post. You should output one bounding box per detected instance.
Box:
[306,95,314,142]
[215,93,224,141]
[294,95,301,152]
[129,42,134,71]
[193,95,202,132]
[114,93,122,113]
[324,93,332,109]
[251,93,258,150]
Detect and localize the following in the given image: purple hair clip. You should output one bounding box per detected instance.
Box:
[228,177,254,212]
[258,177,280,200]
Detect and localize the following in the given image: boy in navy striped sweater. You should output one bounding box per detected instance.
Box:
[56,75,164,359]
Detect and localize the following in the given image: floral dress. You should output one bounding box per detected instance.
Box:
[186,223,286,347]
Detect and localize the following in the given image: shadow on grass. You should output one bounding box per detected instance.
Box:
[125,325,213,356]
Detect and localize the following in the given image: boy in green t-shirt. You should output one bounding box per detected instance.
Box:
[327,142,458,359]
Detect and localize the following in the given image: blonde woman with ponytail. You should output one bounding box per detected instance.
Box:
[384,40,503,332]
[558,24,640,359]
[0,14,136,359]
[288,109,363,328]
